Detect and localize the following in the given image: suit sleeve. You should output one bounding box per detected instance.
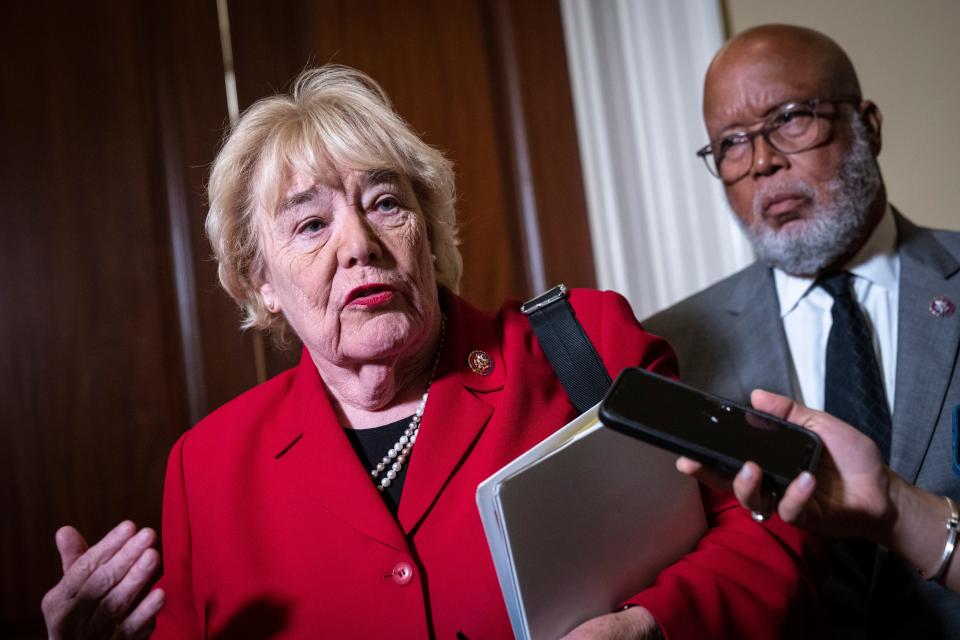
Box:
[573,289,823,639]
[153,434,203,640]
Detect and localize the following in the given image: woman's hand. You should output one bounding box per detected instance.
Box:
[41,521,164,640]
[560,606,662,639]
[676,389,896,542]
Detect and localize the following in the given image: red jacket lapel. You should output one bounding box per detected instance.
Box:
[267,352,409,551]
[398,291,506,533]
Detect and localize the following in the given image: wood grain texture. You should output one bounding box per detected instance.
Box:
[147,0,265,411]
[495,0,596,290]
[0,0,242,635]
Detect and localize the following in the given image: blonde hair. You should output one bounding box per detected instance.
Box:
[206,64,461,335]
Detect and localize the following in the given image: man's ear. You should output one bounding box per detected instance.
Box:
[859,100,883,157]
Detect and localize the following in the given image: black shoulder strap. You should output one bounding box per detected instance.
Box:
[522,285,613,414]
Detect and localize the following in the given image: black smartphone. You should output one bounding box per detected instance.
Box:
[599,368,821,494]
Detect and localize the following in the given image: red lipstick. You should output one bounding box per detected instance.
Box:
[345,283,396,309]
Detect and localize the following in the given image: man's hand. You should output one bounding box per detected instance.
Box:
[560,606,662,640]
[41,521,164,640]
[677,389,896,541]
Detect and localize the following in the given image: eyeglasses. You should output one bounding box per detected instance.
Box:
[696,98,860,183]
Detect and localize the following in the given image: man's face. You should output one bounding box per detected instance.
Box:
[703,52,883,276]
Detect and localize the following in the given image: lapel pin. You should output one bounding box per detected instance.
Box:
[930,296,956,318]
[467,350,494,376]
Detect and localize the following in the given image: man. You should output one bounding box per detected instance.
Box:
[644,24,960,638]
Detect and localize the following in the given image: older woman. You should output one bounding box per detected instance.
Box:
[43,65,819,639]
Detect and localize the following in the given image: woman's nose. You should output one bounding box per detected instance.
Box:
[336,208,383,267]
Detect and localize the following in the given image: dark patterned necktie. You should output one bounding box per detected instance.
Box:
[818,272,893,461]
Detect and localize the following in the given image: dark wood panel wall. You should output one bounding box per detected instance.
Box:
[494,0,596,294]
[0,0,592,635]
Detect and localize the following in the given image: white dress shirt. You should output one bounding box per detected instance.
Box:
[774,206,900,413]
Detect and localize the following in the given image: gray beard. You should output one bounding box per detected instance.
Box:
[739,117,883,276]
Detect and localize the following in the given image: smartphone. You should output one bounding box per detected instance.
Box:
[599,368,822,494]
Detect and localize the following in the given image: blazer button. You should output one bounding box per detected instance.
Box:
[391,561,415,586]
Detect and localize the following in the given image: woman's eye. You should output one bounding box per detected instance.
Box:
[298,218,326,234]
[374,196,400,213]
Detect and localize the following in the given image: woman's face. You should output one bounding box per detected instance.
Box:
[257,165,439,370]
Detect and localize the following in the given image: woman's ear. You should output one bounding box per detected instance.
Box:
[259,282,279,313]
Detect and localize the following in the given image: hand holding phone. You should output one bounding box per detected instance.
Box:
[599,368,821,495]
[701,389,903,540]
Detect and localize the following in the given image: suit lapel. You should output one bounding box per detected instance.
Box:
[890,215,960,480]
[398,292,505,534]
[397,378,493,533]
[726,263,796,401]
[268,352,409,551]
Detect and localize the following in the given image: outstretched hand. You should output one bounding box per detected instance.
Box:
[42,521,164,640]
[676,389,896,542]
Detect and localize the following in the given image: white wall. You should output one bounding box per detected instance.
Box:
[725,0,960,231]
[561,0,754,320]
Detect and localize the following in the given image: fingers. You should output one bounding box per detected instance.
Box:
[43,522,155,638]
[751,389,831,430]
[777,471,817,525]
[113,588,165,640]
[675,456,702,475]
[58,521,139,599]
[86,544,160,636]
[675,456,734,492]
[45,522,136,622]
[56,526,90,573]
[731,461,781,519]
[749,389,799,420]
[731,461,765,509]
[680,455,787,522]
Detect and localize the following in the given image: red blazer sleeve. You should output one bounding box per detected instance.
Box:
[624,489,821,639]
[153,434,203,640]
[571,289,822,639]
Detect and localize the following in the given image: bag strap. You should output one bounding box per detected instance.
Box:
[522,284,613,414]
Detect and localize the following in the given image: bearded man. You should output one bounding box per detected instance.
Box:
[644,24,960,638]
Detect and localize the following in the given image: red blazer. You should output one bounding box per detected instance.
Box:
[154,289,819,639]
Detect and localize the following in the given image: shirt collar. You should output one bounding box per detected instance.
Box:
[774,204,899,318]
[846,204,899,289]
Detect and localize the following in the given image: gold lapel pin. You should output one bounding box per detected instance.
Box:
[467,350,494,376]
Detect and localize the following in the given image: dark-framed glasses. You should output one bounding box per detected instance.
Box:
[696,97,860,183]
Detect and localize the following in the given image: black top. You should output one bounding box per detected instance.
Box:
[343,415,413,514]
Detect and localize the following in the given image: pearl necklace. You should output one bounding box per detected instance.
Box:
[370,315,445,491]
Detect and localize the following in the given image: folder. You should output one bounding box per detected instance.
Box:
[477,405,706,640]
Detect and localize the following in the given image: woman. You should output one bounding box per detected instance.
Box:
[43,65,819,639]
[679,389,959,593]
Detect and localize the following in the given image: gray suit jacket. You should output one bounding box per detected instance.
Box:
[644,213,960,638]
